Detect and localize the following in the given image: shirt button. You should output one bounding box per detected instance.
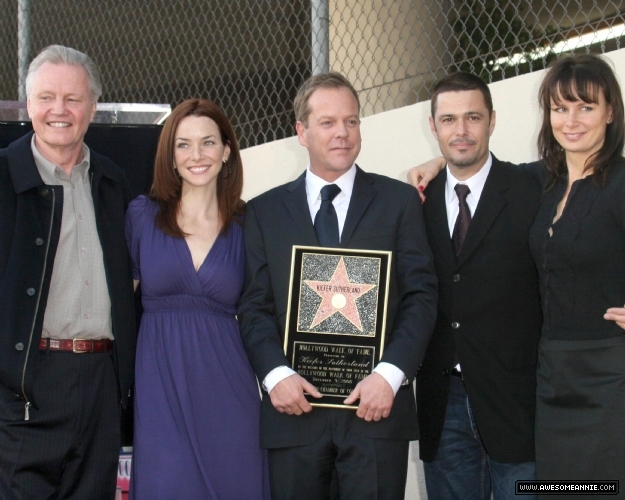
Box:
[442,368,450,376]
[84,314,89,319]
[453,274,460,282]
[81,247,87,253]
[26,288,35,296]
[15,343,24,351]
[84,280,89,286]
[451,322,460,329]
[40,188,49,198]
[79,215,83,220]
[35,238,44,246]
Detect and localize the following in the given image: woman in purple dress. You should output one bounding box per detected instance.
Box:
[126,99,270,499]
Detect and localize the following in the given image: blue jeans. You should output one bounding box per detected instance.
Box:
[423,376,536,500]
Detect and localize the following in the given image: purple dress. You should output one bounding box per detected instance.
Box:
[126,196,270,500]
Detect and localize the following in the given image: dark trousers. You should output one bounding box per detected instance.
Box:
[0,350,120,500]
[268,408,409,500]
[423,376,536,500]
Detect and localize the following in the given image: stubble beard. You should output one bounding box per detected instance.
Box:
[448,151,482,170]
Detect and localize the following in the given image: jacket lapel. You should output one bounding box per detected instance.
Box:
[456,157,508,268]
[340,166,376,247]
[7,131,64,226]
[424,170,455,265]
[284,171,319,245]
[7,131,43,194]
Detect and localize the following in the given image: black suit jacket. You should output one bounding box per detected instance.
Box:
[238,166,438,449]
[417,155,542,463]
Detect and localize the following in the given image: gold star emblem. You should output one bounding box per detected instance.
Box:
[304,257,376,331]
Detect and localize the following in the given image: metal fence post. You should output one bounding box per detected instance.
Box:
[311,0,329,75]
[17,0,32,101]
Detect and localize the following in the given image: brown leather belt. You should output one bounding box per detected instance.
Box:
[39,338,114,353]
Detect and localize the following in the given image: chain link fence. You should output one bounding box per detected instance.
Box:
[0,0,623,148]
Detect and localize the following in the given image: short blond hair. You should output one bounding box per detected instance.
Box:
[293,72,360,126]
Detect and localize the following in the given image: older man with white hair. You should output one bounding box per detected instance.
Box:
[0,45,136,499]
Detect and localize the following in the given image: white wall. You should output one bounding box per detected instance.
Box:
[239,48,625,499]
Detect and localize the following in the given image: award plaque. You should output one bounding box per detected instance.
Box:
[284,246,392,409]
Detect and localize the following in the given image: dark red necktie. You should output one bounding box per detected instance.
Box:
[452,184,471,256]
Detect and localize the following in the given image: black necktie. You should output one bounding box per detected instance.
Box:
[314,184,342,247]
[452,184,471,256]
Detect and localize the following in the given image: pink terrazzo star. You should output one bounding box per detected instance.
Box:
[304,257,375,331]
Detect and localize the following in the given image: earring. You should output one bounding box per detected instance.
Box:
[173,165,181,179]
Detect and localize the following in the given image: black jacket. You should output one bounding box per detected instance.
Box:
[417,156,543,463]
[238,167,438,448]
[0,131,136,409]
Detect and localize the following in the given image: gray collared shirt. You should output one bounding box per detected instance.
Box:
[31,135,113,340]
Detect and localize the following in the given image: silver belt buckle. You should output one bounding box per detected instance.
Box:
[73,338,93,353]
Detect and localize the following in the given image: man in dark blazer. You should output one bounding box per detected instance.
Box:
[0,46,135,500]
[413,72,542,499]
[238,72,438,500]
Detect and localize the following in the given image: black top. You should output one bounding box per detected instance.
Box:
[529,158,625,340]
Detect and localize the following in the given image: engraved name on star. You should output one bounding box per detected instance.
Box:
[304,257,375,331]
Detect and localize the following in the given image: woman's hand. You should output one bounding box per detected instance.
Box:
[604,306,625,330]
[407,156,446,202]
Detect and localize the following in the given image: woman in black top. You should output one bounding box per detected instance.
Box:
[528,54,625,486]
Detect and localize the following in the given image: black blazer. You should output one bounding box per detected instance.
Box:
[0,131,136,408]
[238,166,438,449]
[417,156,542,463]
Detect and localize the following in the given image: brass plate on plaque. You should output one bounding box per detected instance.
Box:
[284,246,392,409]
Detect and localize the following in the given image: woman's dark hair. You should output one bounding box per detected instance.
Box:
[150,98,245,237]
[538,53,624,187]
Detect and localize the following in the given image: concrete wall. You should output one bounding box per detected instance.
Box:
[239,47,625,499]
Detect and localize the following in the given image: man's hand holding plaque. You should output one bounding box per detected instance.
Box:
[269,374,322,415]
[269,370,395,421]
[344,372,394,421]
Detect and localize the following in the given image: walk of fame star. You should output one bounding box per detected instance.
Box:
[303,257,376,331]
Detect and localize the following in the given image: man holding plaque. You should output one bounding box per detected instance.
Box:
[238,72,438,499]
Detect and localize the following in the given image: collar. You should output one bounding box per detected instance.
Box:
[445,153,492,201]
[7,130,123,194]
[305,163,357,205]
[31,135,90,184]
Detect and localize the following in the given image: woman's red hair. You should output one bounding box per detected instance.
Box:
[150,99,245,237]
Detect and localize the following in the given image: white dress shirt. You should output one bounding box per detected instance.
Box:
[263,164,406,395]
[445,153,492,235]
[445,153,492,371]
